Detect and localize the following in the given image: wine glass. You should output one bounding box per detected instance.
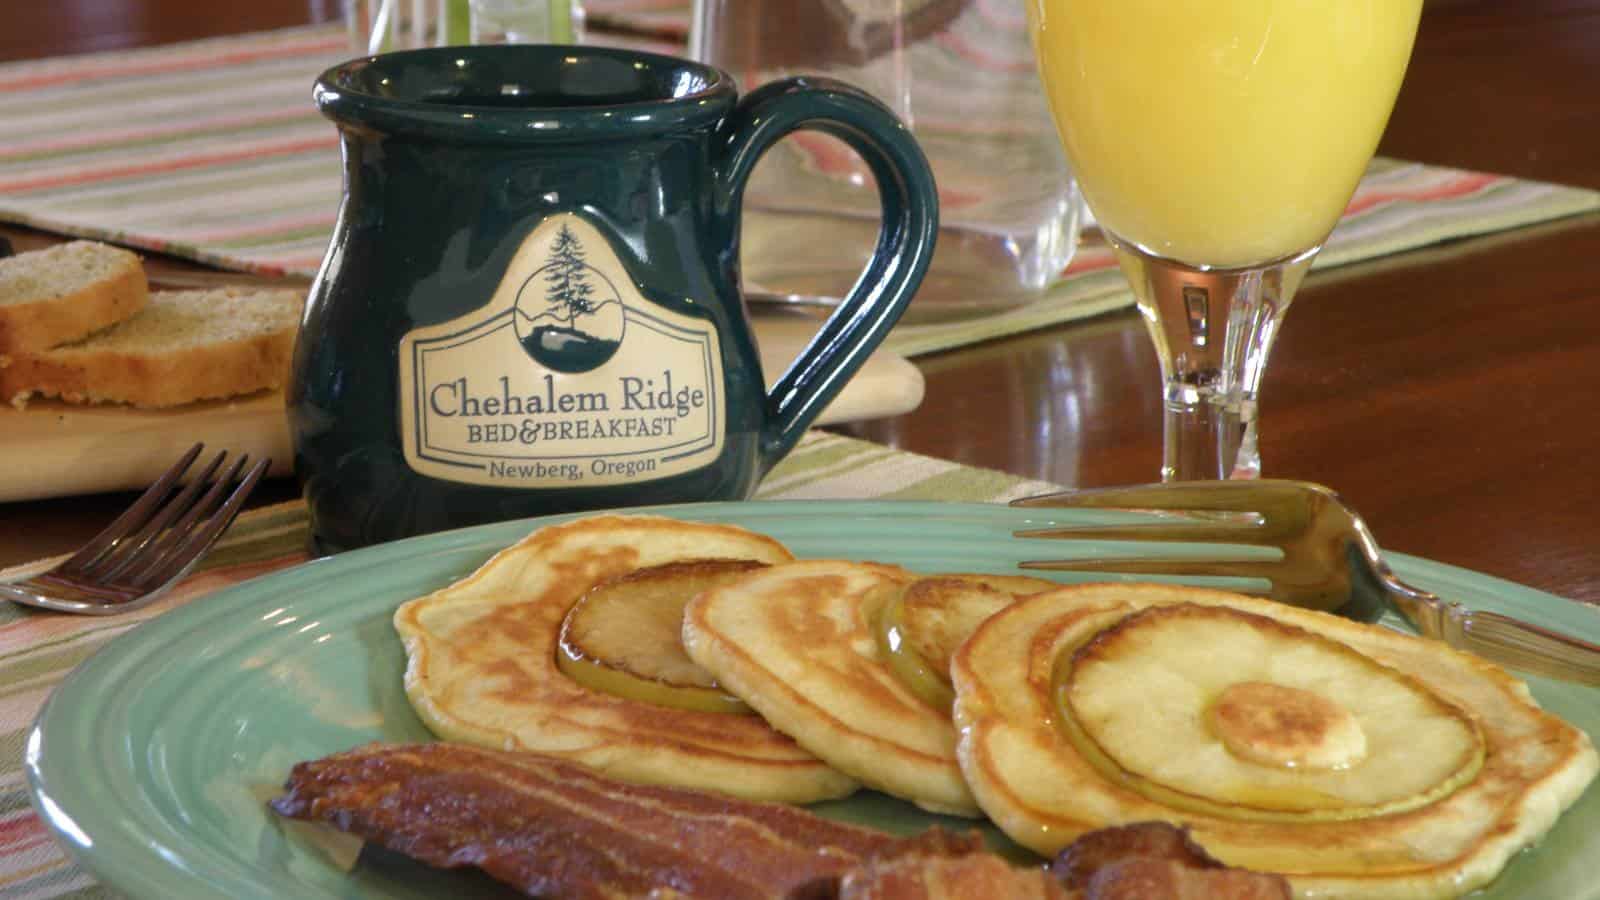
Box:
[1026,0,1423,480]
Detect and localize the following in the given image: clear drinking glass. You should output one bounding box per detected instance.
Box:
[343,0,580,52]
[691,0,1083,323]
[468,0,583,44]
[1027,1,1423,480]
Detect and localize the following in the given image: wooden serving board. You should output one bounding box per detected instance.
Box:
[0,314,923,503]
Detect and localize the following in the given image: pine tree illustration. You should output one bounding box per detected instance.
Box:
[543,224,597,324]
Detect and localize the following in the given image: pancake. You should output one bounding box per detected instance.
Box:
[393,514,858,805]
[951,582,1599,899]
[682,561,1052,816]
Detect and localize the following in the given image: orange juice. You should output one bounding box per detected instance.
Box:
[1029,0,1421,267]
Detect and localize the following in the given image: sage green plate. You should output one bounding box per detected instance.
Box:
[24,501,1600,899]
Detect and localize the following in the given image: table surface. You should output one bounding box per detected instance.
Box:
[3,0,1598,608]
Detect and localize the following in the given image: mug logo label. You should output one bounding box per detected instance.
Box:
[398,213,725,488]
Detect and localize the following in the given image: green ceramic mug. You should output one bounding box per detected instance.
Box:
[292,44,937,553]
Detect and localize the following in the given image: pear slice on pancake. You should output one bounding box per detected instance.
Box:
[952,582,1599,899]
[682,562,1052,816]
[394,514,858,804]
[1061,603,1482,822]
[879,574,1057,712]
[558,559,763,715]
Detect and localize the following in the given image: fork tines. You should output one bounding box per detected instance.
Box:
[1011,482,1271,545]
[41,444,269,598]
[1008,481,1293,581]
[1013,481,1283,512]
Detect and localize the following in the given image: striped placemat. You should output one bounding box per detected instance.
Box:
[584,0,693,37]
[0,430,1056,899]
[2,21,1596,359]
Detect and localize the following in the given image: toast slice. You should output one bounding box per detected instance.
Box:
[0,287,304,409]
[0,240,148,353]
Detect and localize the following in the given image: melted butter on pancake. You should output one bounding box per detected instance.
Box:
[1208,681,1366,770]
[394,514,859,804]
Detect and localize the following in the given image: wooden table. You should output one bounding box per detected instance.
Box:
[4,0,1598,608]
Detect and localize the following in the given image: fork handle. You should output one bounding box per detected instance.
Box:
[1443,603,1600,686]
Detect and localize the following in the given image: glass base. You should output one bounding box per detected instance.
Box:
[1106,235,1316,481]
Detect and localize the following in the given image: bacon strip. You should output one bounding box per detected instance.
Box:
[822,823,1292,900]
[832,852,1071,899]
[1075,859,1293,900]
[1051,821,1225,887]
[272,745,1289,900]
[1052,823,1292,900]
[270,742,978,900]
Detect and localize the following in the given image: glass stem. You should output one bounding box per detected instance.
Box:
[1108,237,1316,481]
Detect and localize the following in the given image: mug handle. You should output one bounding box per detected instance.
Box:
[713,76,939,471]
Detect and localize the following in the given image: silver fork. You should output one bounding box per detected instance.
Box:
[1011,479,1600,686]
[0,444,269,615]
